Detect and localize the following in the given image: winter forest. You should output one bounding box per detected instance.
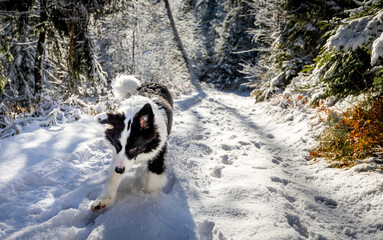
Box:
[1,0,383,239]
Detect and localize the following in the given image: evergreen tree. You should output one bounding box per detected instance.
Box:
[0,0,113,106]
[251,0,358,101]
[240,0,280,85]
[195,0,219,82]
[309,1,383,99]
[0,0,36,105]
[273,0,357,83]
[192,0,258,89]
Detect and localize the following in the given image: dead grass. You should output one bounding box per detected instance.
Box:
[310,97,383,168]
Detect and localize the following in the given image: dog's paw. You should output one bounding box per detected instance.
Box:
[89,196,113,211]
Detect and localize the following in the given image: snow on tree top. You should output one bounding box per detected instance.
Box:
[326,10,383,65]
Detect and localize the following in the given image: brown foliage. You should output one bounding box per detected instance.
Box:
[310,97,383,167]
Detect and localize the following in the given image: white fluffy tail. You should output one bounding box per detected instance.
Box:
[111,75,141,99]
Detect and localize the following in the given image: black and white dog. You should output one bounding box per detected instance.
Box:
[89,75,173,211]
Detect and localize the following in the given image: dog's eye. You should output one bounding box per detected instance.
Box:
[128,147,138,154]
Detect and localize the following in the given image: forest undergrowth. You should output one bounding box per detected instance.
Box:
[310,96,383,168]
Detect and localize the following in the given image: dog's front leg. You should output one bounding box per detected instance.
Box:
[145,145,167,193]
[89,169,123,211]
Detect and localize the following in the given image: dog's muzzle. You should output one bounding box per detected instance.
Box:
[115,166,125,174]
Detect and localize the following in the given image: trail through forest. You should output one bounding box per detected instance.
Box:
[0,89,383,239]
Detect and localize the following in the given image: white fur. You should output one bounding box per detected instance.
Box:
[112,75,141,99]
[89,160,123,211]
[113,114,134,171]
[145,172,167,193]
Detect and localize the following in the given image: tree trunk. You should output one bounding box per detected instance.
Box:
[162,0,200,90]
[33,31,45,97]
[33,0,47,99]
[67,0,76,93]
[68,20,75,90]
[132,9,136,74]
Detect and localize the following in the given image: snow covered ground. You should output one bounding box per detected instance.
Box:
[1,88,383,239]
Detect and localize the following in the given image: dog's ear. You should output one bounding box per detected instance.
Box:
[95,111,125,125]
[136,103,154,130]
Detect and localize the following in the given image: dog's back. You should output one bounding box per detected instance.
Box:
[137,83,173,134]
[137,83,173,106]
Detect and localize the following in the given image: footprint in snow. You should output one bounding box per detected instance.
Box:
[238,141,251,146]
[221,144,232,151]
[197,220,215,240]
[250,141,261,149]
[221,154,232,165]
[272,156,282,165]
[253,166,268,170]
[230,135,238,139]
[267,186,277,193]
[285,214,309,238]
[266,133,274,139]
[191,134,204,140]
[314,196,338,209]
[280,192,297,203]
[211,166,224,178]
[270,176,290,186]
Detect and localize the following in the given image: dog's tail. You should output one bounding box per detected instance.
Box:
[111,75,141,99]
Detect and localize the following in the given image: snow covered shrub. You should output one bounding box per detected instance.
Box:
[310,97,383,167]
[0,91,116,138]
[308,5,383,100]
[251,0,357,101]
[273,0,356,79]
[311,47,373,99]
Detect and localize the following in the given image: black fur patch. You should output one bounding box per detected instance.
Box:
[137,83,173,106]
[127,119,132,130]
[101,112,125,153]
[125,104,159,159]
[147,144,167,174]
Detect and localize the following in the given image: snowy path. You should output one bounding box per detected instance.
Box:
[1,89,383,239]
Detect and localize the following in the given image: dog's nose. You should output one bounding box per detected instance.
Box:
[115,166,125,174]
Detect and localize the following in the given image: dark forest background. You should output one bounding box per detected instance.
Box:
[0,0,382,108]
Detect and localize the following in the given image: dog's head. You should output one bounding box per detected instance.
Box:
[95,103,159,174]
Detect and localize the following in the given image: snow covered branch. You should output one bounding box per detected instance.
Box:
[327,10,383,65]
